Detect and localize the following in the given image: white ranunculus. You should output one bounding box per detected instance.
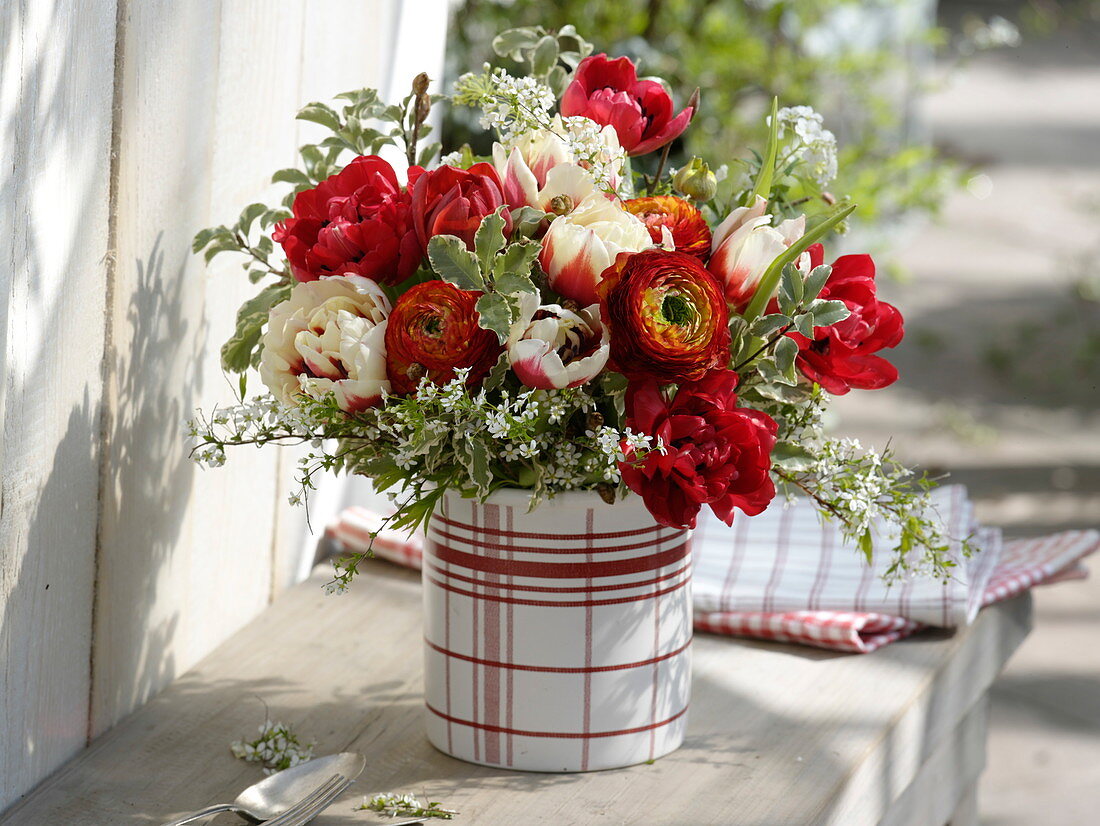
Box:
[492,116,624,211]
[707,195,807,310]
[538,193,652,306]
[506,292,610,390]
[259,274,391,413]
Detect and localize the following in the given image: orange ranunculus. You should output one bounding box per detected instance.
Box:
[597,249,730,384]
[623,195,712,261]
[384,280,502,395]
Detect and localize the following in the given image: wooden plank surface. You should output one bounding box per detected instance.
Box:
[1,561,1032,826]
[0,0,118,810]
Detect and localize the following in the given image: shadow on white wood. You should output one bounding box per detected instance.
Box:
[0,0,116,811]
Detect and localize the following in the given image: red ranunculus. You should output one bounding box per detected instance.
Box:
[384,280,503,395]
[597,249,730,383]
[560,54,695,157]
[620,370,778,529]
[624,195,712,261]
[789,245,904,395]
[410,163,513,251]
[273,155,421,284]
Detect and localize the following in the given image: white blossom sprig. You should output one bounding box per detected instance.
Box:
[359,792,458,820]
[230,718,315,775]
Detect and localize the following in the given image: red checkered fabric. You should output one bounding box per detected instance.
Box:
[326,502,1099,655]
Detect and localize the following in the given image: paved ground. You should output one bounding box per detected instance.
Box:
[833,5,1100,823]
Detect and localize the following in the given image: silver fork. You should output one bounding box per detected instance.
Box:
[264,773,350,826]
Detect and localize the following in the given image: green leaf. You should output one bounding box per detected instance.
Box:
[510,206,548,238]
[203,237,242,264]
[773,335,799,383]
[272,167,312,188]
[427,235,485,291]
[296,102,342,132]
[260,208,290,229]
[474,209,509,275]
[475,292,518,343]
[460,438,493,497]
[806,299,850,328]
[859,530,874,564]
[493,240,542,283]
[741,202,857,322]
[771,441,816,472]
[192,226,220,253]
[220,281,292,373]
[495,271,538,296]
[237,203,267,237]
[492,27,542,61]
[747,97,780,205]
[803,264,832,302]
[749,380,813,404]
[749,313,790,338]
[792,312,815,338]
[547,65,568,96]
[531,35,559,76]
[778,263,804,314]
[482,352,512,392]
[417,141,441,167]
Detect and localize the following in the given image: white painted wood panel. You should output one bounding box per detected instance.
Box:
[0,0,117,811]
[90,0,280,738]
[1,0,447,810]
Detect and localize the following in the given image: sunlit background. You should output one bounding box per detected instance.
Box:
[441,1,1100,822]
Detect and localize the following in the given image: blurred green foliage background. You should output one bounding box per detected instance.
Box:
[443,0,1079,252]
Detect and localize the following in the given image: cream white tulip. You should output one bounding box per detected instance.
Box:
[492,116,623,211]
[707,195,807,310]
[260,274,391,413]
[539,193,652,306]
[506,292,610,390]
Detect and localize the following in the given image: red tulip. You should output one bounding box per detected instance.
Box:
[786,245,904,395]
[560,54,695,157]
[409,163,513,251]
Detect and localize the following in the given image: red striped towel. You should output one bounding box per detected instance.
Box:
[326,491,1098,654]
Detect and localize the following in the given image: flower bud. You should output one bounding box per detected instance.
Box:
[549,194,574,216]
[673,157,718,202]
[586,411,604,431]
[405,362,427,383]
[411,72,430,96]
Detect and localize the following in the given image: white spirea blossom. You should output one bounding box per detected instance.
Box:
[770,105,838,187]
[231,719,315,775]
[453,67,556,145]
[560,116,628,194]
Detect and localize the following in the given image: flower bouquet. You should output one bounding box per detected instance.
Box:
[191,26,960,771]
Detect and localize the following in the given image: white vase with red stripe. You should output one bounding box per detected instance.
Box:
[422,487,693,772]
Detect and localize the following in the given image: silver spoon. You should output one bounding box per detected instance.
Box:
[161,752,366,825]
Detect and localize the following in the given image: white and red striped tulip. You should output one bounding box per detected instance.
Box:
[707,195,807,311]
[492,117,622,211]
[506,292,610,389]
[539,193,652,306]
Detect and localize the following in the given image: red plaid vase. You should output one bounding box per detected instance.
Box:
[422,489,693,772]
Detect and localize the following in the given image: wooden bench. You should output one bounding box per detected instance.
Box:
[0,563,1031,825]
